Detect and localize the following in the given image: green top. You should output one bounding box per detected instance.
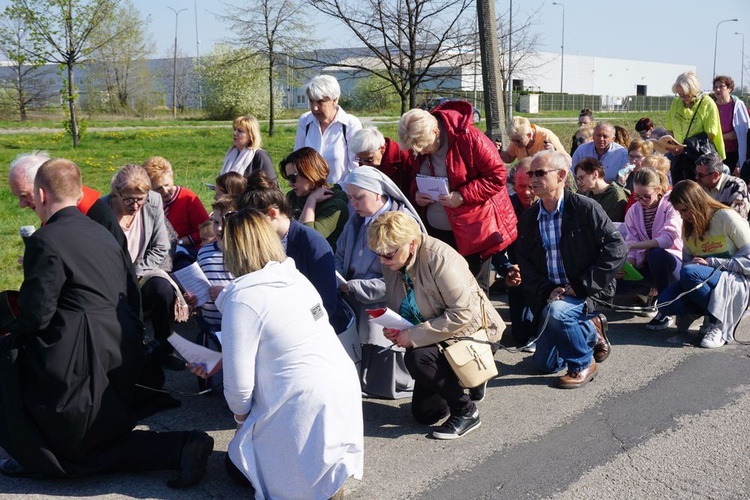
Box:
[288,183,349,252]
[666,94,726,159]
[588,182,629,223]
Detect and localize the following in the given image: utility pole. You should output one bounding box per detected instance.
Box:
[168,6,187,118]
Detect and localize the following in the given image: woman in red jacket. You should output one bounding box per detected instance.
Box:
[398,102,517,288]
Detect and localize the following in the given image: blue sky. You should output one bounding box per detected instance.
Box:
[2,0,750,92]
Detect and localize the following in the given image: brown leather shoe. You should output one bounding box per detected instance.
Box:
[558,360,597,389]
[591,314,610,363]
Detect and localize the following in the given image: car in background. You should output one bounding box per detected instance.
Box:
[418,97,481,123]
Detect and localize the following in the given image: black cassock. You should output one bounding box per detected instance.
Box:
[0,206,145,477]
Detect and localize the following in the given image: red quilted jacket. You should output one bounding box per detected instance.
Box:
[408,100,517,259]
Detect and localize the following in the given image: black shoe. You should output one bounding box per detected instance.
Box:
[432,409,481,440]
[167,431,214,489]
[0,458,30,477]
[469,381,487,403]
[162,353,186,371]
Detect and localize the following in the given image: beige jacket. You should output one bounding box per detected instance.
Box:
[383,235,505,347]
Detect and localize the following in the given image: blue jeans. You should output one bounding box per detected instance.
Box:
[657,264,723,317]
[532,296,598,374]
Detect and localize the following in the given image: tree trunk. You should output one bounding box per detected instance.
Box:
[68,62,79,147]
[476,0,506,143]
[16,67,26,121]
[268,57,275,137]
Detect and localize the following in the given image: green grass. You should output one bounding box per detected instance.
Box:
[0,110,669,290]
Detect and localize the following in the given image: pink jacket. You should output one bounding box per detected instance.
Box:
[623,194,683,269]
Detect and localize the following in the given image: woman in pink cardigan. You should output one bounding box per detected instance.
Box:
[622,168,683,330]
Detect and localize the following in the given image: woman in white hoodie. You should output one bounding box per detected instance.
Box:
[217,208,363,499]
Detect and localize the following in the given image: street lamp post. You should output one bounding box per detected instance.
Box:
[713,18,738,77]
[552,2,565,109]
[168,6,187,118]
[736,32,745,98]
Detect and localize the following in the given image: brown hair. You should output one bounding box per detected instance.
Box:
[238,170,293,217]
[212,194,237,216]
[614,126,631,148]
[628,138,655,156]
[635,117,654,132]
[574,157,605,178]
[713,75,735,91]
[669,180,728,240]
[632,167,669,195]
[215,172,247,199]
[280,147,329,188]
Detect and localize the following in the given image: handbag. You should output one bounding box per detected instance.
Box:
[439,301,498,388]
[674,97,718,182]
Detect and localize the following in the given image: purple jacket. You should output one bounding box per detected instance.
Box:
[623,194,683,269]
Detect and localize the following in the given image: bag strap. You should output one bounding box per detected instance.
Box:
[685,96,705,139]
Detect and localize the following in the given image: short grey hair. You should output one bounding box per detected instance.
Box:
[9,150,50,183]
[594,122,615,137]
[305,74,341,101]
[349,126,386,154]
[696,152,725,174]
[532,150,570,171]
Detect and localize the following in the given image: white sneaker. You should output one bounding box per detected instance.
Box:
[699,316,711,335]
[700,325,726,348]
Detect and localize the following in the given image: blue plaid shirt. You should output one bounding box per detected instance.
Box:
[537,196,569,286]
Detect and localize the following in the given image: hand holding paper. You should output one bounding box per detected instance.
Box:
[168,333,222,373]
[366,307,415,330]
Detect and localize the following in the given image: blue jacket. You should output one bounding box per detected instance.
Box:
[287,219,349,333]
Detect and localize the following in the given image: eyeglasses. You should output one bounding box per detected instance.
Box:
[119,191,147,206]
[628,154,644,162]
[695,171,715,180]
[574,175,588,183]
[376,247,400,260]
[285,172,303,184]
[633,192,655,201]
[576,137,587,144]
[526,169,561,178]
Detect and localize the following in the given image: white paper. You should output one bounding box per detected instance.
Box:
[415,175,450,201]
[171,261,211,306]
[335,270,348,287]
[168,333,222,373]
[366,307,415,330]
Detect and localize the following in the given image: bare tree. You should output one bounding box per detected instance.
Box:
[87,0,154,113]
[155,48,197,113]
[0,16,54,120]
[5,0,121,146]
[220,0,310,136]
[307,0,474,113]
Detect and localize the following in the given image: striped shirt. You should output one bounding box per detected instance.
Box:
[643,203,658,239]
[196,242,234,328]
[537,196,569,286]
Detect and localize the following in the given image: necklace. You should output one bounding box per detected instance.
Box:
[120,214,135,229]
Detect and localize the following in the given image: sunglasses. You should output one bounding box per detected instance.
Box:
[285,172,304,184]
[526,169,561,178]
[376,247,400,260]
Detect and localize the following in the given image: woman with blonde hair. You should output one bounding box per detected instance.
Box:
[666,71,725,183]
[501,116,568,164]
[369,211,504,439]
[621,168,683,330]
[142,155,209,253]
[398,105,516,291]
[103,165,184,370]
[657,180,750,348]
[221,115,277,183]
[282,146,349,251]
[218,208,363,495]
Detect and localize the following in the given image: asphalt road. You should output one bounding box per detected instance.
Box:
[1,296,749,499]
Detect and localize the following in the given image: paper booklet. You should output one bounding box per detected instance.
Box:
[366,307,415,330]
[171,261,212,306]
[415,174,450,201]
[648,135,684,155]
[168,333,222,373]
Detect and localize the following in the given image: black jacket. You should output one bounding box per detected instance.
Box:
[516,190,627,316]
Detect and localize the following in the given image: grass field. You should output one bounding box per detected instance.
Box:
[0,111,667,290]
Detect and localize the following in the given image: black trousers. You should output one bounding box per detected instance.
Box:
[140,276,175,355]
[404,345,474,425]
